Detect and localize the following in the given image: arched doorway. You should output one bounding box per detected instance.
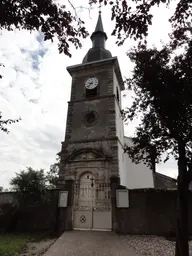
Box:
[79,172,96,208]
[73,172,112,231]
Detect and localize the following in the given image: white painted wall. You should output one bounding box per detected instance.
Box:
[120,137,154,189]
[113,68,154,189]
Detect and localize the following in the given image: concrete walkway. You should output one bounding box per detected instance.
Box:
[44,231,140,256]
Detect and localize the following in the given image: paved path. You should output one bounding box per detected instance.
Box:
[44,231,140,256]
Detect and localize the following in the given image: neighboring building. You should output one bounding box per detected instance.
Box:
[119,137,154,189]
[155,172,177,189]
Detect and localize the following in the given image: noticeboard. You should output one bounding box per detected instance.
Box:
[116,189,129,208]
[58,191,68,208]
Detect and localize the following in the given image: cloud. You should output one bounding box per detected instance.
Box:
[0,29,67,188]
[0,1,178,188]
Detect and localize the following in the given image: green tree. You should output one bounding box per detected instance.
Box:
[124,34,192,255]
[1,0,191,133]
[46,158,60,188]
[1,0,191,51]
[0,187,3,192]
[1,0,88,57]
[10,167,48,203]
[0,112,21,134]
[0,0,89,133]
[90,0,191,48]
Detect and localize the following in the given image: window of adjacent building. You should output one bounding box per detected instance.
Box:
[116,87,120,102]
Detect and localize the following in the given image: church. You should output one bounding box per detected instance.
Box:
[58,12,176,230]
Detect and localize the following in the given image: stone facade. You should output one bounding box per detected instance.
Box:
[59,58,123,184]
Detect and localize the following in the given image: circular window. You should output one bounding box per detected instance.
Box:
[83,111,98,127]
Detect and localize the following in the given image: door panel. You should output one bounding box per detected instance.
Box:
[73,210,92,230]
[93,210,112,230]
[73,175,112,231]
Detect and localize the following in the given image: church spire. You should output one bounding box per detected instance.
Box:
[82,11,112,63]
[95,11,104,33]
[90,11,107,48]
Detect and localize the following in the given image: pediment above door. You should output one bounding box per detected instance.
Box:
[68,149,106,162]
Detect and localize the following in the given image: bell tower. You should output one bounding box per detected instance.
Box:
[58,11,125,230]
[59,11,124,183]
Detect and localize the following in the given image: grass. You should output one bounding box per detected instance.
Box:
[0,234,39,256]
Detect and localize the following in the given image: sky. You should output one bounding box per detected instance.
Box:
[0,0,178,189]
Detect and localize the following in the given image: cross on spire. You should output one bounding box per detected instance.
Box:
[82,6,112,63]
[99,1,102,14]
[94,9,104,33]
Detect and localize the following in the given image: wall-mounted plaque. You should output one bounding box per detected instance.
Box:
[116,189,129,208]
[58,191,68,208]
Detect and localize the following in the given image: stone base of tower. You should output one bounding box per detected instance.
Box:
[58,137,121,231]
[59,137,120,182]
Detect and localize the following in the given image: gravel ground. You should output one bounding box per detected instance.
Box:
[23,232,192,256]
[20,238,56,256]
[43,231,139,256]
[125,235,192,256]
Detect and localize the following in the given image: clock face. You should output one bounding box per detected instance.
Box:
[85,77,99,90]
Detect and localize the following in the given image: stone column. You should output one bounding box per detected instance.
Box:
[65,179,74,207]
[110,175,120,231]
[64,179,74,230]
